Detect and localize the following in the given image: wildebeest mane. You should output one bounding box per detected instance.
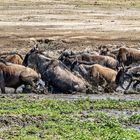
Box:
[23,47,52,66]
[22,53,30,66]
[22,47,39,66]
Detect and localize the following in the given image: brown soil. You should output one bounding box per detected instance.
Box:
[0,0,140,54]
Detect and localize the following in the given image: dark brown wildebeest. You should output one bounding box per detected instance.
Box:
[117,47,140,66]
[58,49,99,59]
[23,48,91,93]
[98,45,120,59]
[59,52,119,70]
[0,53,23,65]
[115,66,140,90]
[0,59,40,93]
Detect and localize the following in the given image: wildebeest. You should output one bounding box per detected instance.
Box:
[90,64,117,84]
[58,49,99,61]
[0,53,23,64]
[99,45,118,59]
[71,61,117,91]
[115,66,140,90]
[59,52,119,70]
[23,48,90,93]
[0,59,40,93]
[117,47,140,66]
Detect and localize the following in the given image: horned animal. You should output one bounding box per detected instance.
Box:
[117,47,140,66]
[72,61,117,85]
[0,53,23,64]
[0,59,39,93]
[116,66,140,90]
[60,53,119,70]
[23,48,91,93]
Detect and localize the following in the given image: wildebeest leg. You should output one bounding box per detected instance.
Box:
[105,82,117,93]
[0,86,5,94]
[125,79,133,90]
[93,72,100,86]
[102,78,107,88]
[44,80,53,93]
[48,85,54,93]
[98,75,106,88]
[121,63,125,70]
[1,87,5,94]
[20,75,36,93]
[14,88,17,93]
[133,81,140,90]
[22,85,32,93]
[20,75,35,86]
[0,70,5,94]
[104,82,113,93]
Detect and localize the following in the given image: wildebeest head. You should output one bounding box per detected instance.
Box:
[58,49,75,61]
[62,57,76,69]
[22,46,39,66]
[58,50,77,69]
[117,47,132,66]
[23,46,51,71]
[71,60,89,78]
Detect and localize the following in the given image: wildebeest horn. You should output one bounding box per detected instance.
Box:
[63,48,66,52]
[70,51,75,55]
[125,66,131,70]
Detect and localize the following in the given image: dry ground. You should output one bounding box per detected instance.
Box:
[0,0,140,54]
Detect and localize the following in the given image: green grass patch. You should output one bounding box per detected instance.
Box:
[0,96,139,139]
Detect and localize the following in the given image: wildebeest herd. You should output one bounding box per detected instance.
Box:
[1,40,140,94]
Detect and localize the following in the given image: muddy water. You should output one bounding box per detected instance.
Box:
[1,73,140,101]
[93,109,140,117]
[130,124,140,133]
[99,109,140,132]
[1,92,140,101]
[81,109,140,132]
[41,93,140,101]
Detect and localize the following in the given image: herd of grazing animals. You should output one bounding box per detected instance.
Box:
[1,41,140,94]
